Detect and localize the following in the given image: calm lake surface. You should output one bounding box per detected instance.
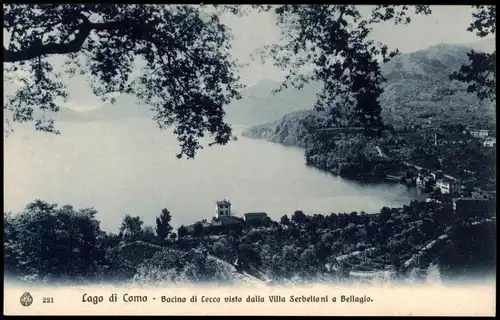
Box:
[4,119,426,232]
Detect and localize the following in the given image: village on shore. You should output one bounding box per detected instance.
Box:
[383,127,495,208]
[181,126,496,238]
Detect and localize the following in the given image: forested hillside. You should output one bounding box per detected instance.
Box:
[379,44,495,129]
[243,42,496,181]
[244,42,496,146]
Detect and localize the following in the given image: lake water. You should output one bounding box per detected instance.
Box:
[4,119,426,233]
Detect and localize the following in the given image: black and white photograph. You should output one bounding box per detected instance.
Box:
[3,4,496,316]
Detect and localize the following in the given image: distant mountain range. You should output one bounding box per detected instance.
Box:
[36,38,495,128]
[243,39,496,148]
[47,78,322,126]
[378,40,495,128]
[228,38,495,127]
[224,79,322,126]
[239,39,496,130]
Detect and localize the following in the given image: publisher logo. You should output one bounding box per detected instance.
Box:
[20,292,33,307]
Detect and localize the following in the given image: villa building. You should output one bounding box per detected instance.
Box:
[184,200,273,235]
[216,199,232,219]
[436,178,457,195]
[244,212,268,223]
[416,174,435,191]
[186,219,211,233]
[185,200,241,235]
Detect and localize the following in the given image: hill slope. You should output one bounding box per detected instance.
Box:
[224,79,322,126]
[244,42,496,145]
[379,43,495,129]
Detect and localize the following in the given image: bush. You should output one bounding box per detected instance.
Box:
[4,200,105,283]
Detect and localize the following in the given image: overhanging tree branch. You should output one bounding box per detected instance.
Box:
[3,5,244,159]
[3,18,141,63]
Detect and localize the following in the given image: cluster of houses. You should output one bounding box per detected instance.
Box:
[184,200,269,234]
[469,129,489,138]
[468,128,496,148]
[415,168,496,219]
[406,126,496,219]
[416,170,458,195]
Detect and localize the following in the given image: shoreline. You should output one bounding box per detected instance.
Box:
[242,133,423,189]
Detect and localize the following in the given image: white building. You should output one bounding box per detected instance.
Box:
[416,175,423,188]
[479,129,489,137]
[436,178,457,195]
[483,138,496,148]
[470,129,489,138]
[215,200,231,219]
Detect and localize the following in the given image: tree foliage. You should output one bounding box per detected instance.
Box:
[292,210,308,224]
[5,198,495,284]
[141,226,157,243]
[280,214,290,225]
[177,225,188,238]
[4,200,105,282]
[449,5,496,102]
[3,4,244,158]
[255,5,432,130]
[155,208,173,241]
[193,222,204,238]
[237,243,262,268]
[3,4,494,159]
[119,214,144,241]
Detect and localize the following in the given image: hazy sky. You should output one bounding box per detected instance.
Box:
[3,5,494,111]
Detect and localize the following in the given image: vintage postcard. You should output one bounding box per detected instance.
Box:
[3,4,496,316]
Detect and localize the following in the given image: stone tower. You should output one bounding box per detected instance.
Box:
[216,200,231,219]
